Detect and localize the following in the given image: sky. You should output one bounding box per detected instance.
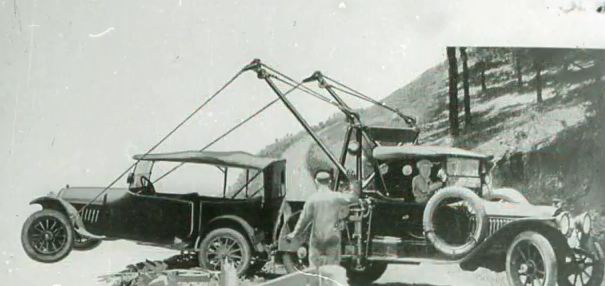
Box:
[1,0,605,285]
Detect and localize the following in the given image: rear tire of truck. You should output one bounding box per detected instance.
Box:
[345,261,388,286]
[506,231,557,286]
[198,228,251,276]
[21,209,74,263]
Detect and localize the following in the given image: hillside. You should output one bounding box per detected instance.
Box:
[235,48,605,227]
[306,47,605,233]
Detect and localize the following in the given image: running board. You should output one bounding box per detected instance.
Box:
[366,256,460,265]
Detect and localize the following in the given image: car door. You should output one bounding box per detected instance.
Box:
[370,197,425,239]
[261,161,287,236]
[105,191,194,244]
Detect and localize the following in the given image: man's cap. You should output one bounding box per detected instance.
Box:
[416,159,433,168]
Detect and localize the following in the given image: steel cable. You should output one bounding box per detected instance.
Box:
[260,63,342,108]
[269,75,341,108]
[322,75,417,125]
[152,81,303,183]
[77,69,245,213]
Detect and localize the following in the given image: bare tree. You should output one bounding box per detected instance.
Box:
[512,49,524,88]
[534,57,543,103]
[528,48,554,103]
[447,47,459,136]
[475,48,490,94]
[460,47,471,128]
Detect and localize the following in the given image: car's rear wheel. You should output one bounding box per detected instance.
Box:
[21,209,74,263]
[558,237,604,286]
[73,234,102,251]
[506,231,557,286]
[198,228,251,276]
[345,261,388,286]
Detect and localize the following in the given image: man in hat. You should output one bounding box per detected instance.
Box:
[286,170,360,268]
[412,159,447,203]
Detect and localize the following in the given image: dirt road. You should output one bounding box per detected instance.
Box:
[374,263,505,286]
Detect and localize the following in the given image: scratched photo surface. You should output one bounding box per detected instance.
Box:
[2,1,605,285]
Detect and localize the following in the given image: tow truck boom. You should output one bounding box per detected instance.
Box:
[243,59,350,180]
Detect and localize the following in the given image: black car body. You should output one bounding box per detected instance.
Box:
[22,150,286,274]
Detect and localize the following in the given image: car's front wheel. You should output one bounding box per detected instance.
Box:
[558,237,604,286]
[506,231,558,286]
[21,209,74,263]
[198,228,251,276]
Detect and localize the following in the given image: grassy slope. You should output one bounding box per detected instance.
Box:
[307,48,605,234]
[241,49,604,234]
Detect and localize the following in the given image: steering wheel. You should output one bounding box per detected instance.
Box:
[139,176,156,195]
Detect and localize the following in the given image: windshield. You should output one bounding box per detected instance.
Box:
[446,158,482,189]
[129,160,153,188]
[446,158,480,177]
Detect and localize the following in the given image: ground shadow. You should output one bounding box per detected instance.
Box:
[372,283,448,286]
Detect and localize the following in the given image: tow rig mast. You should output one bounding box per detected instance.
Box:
[72,58,416,272]
[241,59,418,271]
[242,59,418,188]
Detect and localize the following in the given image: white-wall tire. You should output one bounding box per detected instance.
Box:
[423,186,488,259]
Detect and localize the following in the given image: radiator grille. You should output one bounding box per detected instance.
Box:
[487,217,516,236]
[82,208,100,223]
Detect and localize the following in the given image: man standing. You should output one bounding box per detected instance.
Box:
[286,170,360,268]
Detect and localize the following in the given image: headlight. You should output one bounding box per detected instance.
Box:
[574,213,591,234]
[556,212,572,237]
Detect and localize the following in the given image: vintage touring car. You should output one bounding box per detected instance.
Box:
[21,150,286,275]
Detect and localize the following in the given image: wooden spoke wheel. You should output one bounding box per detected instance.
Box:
[21,209,74,263]
[559,238,604,286]
[198,228,251,276]
[506,231,557,286]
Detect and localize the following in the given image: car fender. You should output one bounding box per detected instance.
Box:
[30,193,105,240]
[206,215,261,251]
[483,187,530,204]
[459,218,572,272]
